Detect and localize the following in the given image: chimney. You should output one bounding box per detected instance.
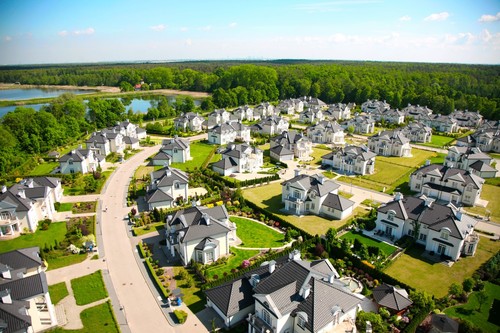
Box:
[455,209,463,221]
[300,285,311,299]
[0,290,12,304]
[289,249,301,261]
[328,273,335,283]
[0,266,11,280]
[268,260,276,274]
[165,168,172,177]
[317,174,324,185]
[71,150,76,155]
[424,196,434,208]
[425,160,430,166]
[202,213,211,225]
[26,179,34,188]
[1,185,6,193]
[17,189,26,199]
[294,169,301,177]
[394,192,403,201]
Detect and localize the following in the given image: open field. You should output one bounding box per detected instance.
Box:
[340,231,398,256]
[243,182,369,236]
[384,237,500,298]
[464,184,500,223]
[230,216,284,248]
[362,160,410,185]
[376,148,436,168]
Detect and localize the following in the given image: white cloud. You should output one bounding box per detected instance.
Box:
[58,30,68,37]
[399,15,411,22]
[73,27,95,35]
[229,22,237,28]
[294,0,382,13]
[4,36,12,42]
[478,12,500,23]
[424,12,449,21]
[201,25,212,31]
[185,38,192,46]
[150,24,166,32]
[180,27,188,32]
[480,29,492,42]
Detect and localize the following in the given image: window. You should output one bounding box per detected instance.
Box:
[174,182,180,189]
[415,184,421,190]
[311,203,315,210]
[385,226,393,236]
[419,233,427,242]
[262,309,271,325]
[408,229,414,236]
[0,212,10,220]
[173,148,178,153]
[294,190,300,199]
[430,177,435,183]
[441,231,449,240]
[387,212,395,221]
[297,316,306,329]
[206,251,214,263]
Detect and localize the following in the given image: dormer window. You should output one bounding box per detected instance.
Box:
[441,230,449,240]
[387,211,395,221]
[298,315,306,329]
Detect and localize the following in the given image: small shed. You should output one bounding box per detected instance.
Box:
[372,283,412,314]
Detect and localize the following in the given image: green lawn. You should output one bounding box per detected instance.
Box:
[243,182,369,236]
[132,222,165,236]
[230,216,284,248]
[362,160,411,185]
[47,253,88,271]
[445,282,500,333]
[29,162,58,176]
[340,231,398,256]
[134,165,154,179]
[49,301,119,333]
[419,135,455,148]
[71,270,108,305]
[56,202,73,212]
[205,247,260,280]
[429,152,447,165]
[376,148,436,168]
[173,266,206,314]
[309,147,331,165]
[63,171,112,196]
[464,184,500,223]
[48,282,69,305]
[384,237,500,298]
[171,141,215,171]
[0,222,67,253]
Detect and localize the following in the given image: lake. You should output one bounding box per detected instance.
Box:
[0,88,95,101]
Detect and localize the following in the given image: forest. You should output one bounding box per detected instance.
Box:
[0,60,499,178]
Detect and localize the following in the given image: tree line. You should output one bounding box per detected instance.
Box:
[0,61,498,119]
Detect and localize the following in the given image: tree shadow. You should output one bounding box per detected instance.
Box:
[456,307,474,316]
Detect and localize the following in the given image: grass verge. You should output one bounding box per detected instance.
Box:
[48,282,69,305]
[71,270,108,306]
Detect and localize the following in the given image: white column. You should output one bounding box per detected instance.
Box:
[44,292,58,326]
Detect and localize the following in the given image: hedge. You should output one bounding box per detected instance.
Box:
[144,256,169,298]
[137,242,149,259]
[202,145,218,169]
[174,309,188,324]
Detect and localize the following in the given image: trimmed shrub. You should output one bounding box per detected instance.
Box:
[174,309,188,324]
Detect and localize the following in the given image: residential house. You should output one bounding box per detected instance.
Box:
[444,146,497,178]
[298,107,324,124]
[456,125,500,153]
[361,99,390,113]
[206,250,365,332]
[123,136,140,150]
[160,137,191,163]
[174,112,204,132]
[402,104,433,120]
[401,122,433,143]
[277,99,303,115]
[324,103,351,120]
[112,120,147,140]
[212,143,263,176]
[209,121,251,145]
[372,283,412,314]
[86,131,125,156]
[375,193,479,261]
[423,314,459,333]
[0,247,58,332]
[207,109,231,128]
[321,145,376,175]
[368,130,412,157]
[430,114,459,133]
[281,171,355,219]
[306,120,345,145]
[150,151,172,167]
[269,145,295,162]
[372,108,405,125]
[0,177,63,237]
[271,131,313,160]
[300,96,327,109]
[251,117,289,136]
[231,106,253,122]
[341,115,375,134]
[164,205,235,266]
[59,148,105,174]
[409,163,484,206]
[254,102,276,119]
[145,166,189,210]
[450,110,483,129]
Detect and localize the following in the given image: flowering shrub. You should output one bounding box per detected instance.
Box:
[241,260,251,268]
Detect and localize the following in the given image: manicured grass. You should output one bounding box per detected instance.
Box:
[419,134,455,148]
[48,282,69,305]
[29,162,58,176]
[485,177,500,187]
[376,148,436,168]
[230,216,284,248]
[71,270,108,306]
[362,160,411,185]
[340,231,398,256]
[47,253,88,271]
[243,182,369,236]
[337,176,385,192]
[56,202,73,212]
[132,222,165,236]
[134,165,154,179]
[429,152,447,165]
[489,152,500,159]
[384,237,500,298]
[464,184,500,223]
[205,247,260,280]
[171,141,215,171]
[0,222,67,253]
[445,282,500,333]
[338,190,354,199]
[323,170,338,179]
[49,301,119,333]
[309,147,331,165]
[173,266,206,314]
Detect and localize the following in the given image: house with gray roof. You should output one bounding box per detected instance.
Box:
[321,145,376,175]
[212,143,263,176]
[209,121,251,145]
[164,205,234,266]
[123,136,140,150]
[173,112,204,132]
[0,177,63,237]
[341,115,375,134]
[231,106,254,122]
[444,146,497,178]
[0,247,57,332]
[372,283,412,313]
[368,130,412,157]
[269,145,295,162]
[207,109,231,128]
[59,148,105,174]
[86,130,125,155]
[251,116,289,136]
[450,110,483,129]
[371,108,405,125]
[375,193,479,261]
[298,108,324,124]
[306,120,345,145]
[300,96,327,109]
[324,103,351,120]
[456,124,500,153]
[271,131,312,160]
[206,250,366,332]
[410,163,484,206]
[401,122,433,143]
[277,99,303,115]
[159,137,191,163]
[361,99,390,114]
[145,166,189,210]
[281,171,354,219]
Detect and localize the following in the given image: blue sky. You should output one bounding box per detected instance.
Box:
[0,0,499,65]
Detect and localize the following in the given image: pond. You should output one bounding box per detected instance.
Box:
[0,88,96,101]
[0,103,48,118]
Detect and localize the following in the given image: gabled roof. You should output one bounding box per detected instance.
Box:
[469,160,497,173]
[0,247,42,271]
[0,271,48,300]
[0,190,32,213]
[372,283,412,311]
[212,157,238,171]
[322,193,355,211]
[430,314,459,333]
[161,137,190,151]
[151,166,189,188]
[59,149,92,162]
[412,164,484,189]
[150,151,172,162]
[146,188,173,204]
[123,136,139,145]
[205,276,255,317]
[369,130,410,145]
[270,145,294,157]
[281,174,340,197]
[0,300,32,333]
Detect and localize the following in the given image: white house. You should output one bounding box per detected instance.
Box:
[324,103,351,120]
[174,112,205,132]
[251,117,289,136]
[208,121,251,145]
[59,148,105,174]
[444,146,497,178]
[281,171,354,219]
[212,143,263,176]
[368,130,412,157]
[159,137,191,163]
[321,145,376,175]
[450,110,483,129]
[401,122,433,143]
[361,99,390,113]
[271,131,313,160]
[207,109,231,128]
[409,163,484,206]
[455,125,500,153]
[299,108,324,124]
[306,120,345,145]
[372,109,405,125]
[375,193,479,261]
[341,115,375,134]
[145,166,189,210]
[164,205,235,266]
[269,145,295,162]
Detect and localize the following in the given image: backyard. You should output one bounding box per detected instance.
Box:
[418,134,456,148]
[384,237,500,298]
[204,247,260,281]
[340,231,398,256]
[464,184,500,223]
[230,216,285,248]
[170,141,216,171]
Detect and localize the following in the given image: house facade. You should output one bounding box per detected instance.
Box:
[271,131,313,160]
[298,108,324,124]
[368,130,412,157]
[251,117,289,136]
[146,167,189,210]
[212,143,263,176]
[375,193,479,261]
[444,146,497,178]
[209,121,251,145]
[372,109,405,125]
[281,171,354,219]
[174,112,205,132]
[59,149,105,174]
[321,145,376,175]
[306,120,345,145]
[341,115,375,134]
[164,205,235,266]
[159,137,191,163]
[401,122,432,143]
[324,103,351,120]
[409,163,484,206]
[450,110,483,128]
[455,125,500,153]
[207,109,231,128]
[361,99,390,113]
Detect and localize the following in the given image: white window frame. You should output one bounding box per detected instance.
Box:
[262,309,271,325]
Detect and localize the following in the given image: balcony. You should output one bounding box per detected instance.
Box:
[247,313,274,333]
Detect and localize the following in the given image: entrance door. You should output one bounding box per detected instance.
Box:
[385,226,393,236]
[437,244,446,255]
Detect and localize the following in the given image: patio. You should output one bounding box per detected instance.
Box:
[363,229,396,245]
